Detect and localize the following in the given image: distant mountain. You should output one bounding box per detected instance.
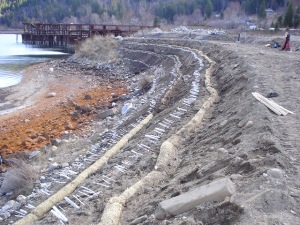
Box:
[0,0,299,28]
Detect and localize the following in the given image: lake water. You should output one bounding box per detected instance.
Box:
[0,34,68,89]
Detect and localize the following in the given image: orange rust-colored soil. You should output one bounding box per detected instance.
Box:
[0,62,128,156]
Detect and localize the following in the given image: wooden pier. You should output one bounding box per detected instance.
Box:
[21,23,156,46]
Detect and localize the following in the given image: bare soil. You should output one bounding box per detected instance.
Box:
[0,30,300,225]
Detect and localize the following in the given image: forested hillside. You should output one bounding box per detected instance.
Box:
[0,0,299,28]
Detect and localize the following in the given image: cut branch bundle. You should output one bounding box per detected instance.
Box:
[252,92,294,116]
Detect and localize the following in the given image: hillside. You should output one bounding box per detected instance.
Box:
[0,0,300,28]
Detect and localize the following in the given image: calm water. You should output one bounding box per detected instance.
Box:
[0,34,68,89]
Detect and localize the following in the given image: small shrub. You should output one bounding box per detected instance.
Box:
[0,159,37,197]
[72,36,120,63]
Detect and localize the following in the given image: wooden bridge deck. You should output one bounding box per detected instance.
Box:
[21,23,156,46]
[0,30,22,34]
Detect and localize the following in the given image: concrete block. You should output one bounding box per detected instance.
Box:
[155,178,236,220]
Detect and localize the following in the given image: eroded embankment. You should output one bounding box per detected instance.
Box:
[7,37,300,225]
[9,38,213,225]
[118,38,300,225]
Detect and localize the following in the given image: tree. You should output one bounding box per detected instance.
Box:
[275,21,280,31]
[204,0,213,18]
[294,5,300,28]
[277,15,283,26]
[284,1,293,27]
[153,16,160,26]
[258,0,266,19]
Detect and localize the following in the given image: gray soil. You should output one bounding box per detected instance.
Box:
[1,30,300,225]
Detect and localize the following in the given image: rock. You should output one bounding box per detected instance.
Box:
[208,146,215,152]
[0,200,21,213]
[25,128,35,134]
[232,157,243,165]
[47,92,56,98]
[230,174,243,181]
[97,109,117,119]
[180,217,198,225]
[0,166,6,173]
[22,138,33,147]
[84,94,92,100]
[107,86,112,89]
[2,212,10,219]
[70,110,81,120]
[155,178,236,220]
[217,148,228,159]
[65,121,74,130]
[28,151,40,159]
[47,163,62,172]
[40,176,46,182]
[130,215,148,225]
[245,121,253,128]
[24,119,30,123]
[30,132,38,139]
[144,75,154,83]
[267,92,279,98]
[51,139,62,146]
[267,168,284,179]
[35,136,46,143]
[237,120,246,128]
[62,163,69,168]
[52,146,58,151]
[219,120,228,127]
[121,103,133,115]
[16,195,27,205]
[81,105,92,113]
[111,93,118,98]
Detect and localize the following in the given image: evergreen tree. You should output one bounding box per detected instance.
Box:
[284,1,293,27]
[275,21,279,31]
[220,11,224,19]
[205,0,213,18]
[258,0,266,19]
[153,16,160,27]
[294,6,300,28]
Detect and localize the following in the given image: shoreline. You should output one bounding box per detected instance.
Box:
[0,58,129,155]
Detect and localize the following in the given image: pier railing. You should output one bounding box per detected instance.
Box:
[22,23,156,46]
